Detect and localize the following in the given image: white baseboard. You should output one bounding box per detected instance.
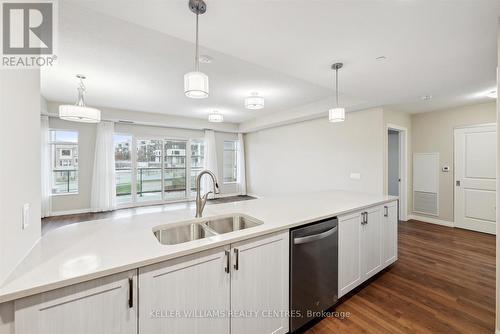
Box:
[407,214,454,227]
[47,208,92,217]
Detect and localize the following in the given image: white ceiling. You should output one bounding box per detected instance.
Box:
[44,0,500,124]
[42,2,339,124]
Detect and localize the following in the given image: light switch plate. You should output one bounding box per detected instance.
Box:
[22,203,30,229]
[350,173,361,180]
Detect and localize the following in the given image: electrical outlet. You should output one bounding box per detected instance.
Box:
[22,203,30,230]
[350,173,361,180]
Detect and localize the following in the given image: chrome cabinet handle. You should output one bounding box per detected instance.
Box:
[224,250,230,274]
[384,206,388,217]
[361,212,368,225]
[293,226,338,245]
[233,248,239,271]
[128,277,133,308]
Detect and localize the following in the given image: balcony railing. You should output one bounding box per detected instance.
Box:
[116,168,188,198]
[52,170,78,194]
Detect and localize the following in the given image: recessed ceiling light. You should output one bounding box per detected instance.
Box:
[198,55,213,64]
[421,95,433,101]
[486,90,497,99]
[376,56,387,60]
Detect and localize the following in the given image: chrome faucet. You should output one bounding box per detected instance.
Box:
[195,170,220,218]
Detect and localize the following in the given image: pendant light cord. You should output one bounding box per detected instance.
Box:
[335,67,339,108]
[76,78,86,107]
[194,12,199,72]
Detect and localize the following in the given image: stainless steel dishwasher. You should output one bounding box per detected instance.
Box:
[290,217,338,332]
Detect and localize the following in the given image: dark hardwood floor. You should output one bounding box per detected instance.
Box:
[306,220,496,334]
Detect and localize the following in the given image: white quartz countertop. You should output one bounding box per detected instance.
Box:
[0,190,397,303]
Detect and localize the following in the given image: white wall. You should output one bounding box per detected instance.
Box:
[411,102,496,222]
[245,108,385,197]
[387,130,399,196]
[0,70,41,285]
[46,102,238,214]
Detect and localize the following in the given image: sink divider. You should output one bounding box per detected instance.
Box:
[199,222,220,236]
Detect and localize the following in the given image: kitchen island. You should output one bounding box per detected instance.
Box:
[0,190,398,334]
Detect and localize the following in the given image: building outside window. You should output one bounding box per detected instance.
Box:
[50,130,79,194]
[223,140,238,183]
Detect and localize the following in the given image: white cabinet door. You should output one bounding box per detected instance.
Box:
[230,231,289,334]
[15,270,137,334]
[338,211,363,298]
[139,246,230,334]
[382,201,398,267]
[361,206,382,280]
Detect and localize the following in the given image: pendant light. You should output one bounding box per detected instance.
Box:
[329,63,345,123]
[245,92,265,110]
[184,0,209,99]
[208,110,223,123]
[59,75,101,123]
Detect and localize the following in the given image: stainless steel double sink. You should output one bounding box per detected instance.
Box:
[153,214,263,245]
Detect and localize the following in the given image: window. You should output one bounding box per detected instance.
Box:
[136,139,163,202]
[50,130,78,194]
[190,140,205,196]
[223,141,238,183]
[164,140,187,200]
[114,134,132,204]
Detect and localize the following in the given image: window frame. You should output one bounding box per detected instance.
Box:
[49,129,79,196]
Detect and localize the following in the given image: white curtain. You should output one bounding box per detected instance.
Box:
[90,121,117,212]
[40,116,52,218]
[237,133,247,195]
[203,129,219,196]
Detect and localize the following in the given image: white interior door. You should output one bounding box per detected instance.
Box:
[454,125,496,234]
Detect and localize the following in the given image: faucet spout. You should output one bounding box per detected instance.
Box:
[195,170,220,218]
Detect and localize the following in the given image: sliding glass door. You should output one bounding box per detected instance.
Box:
[114,134,133,204]
[190,140,205,197]
[114,135,204,207]
[136,139,163,202]
[164,140,187,200]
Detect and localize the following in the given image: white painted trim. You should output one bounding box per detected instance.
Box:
[408,214,454,227]
[454,122,496,130]
[48,208,92,217]
[386,124,408,221]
